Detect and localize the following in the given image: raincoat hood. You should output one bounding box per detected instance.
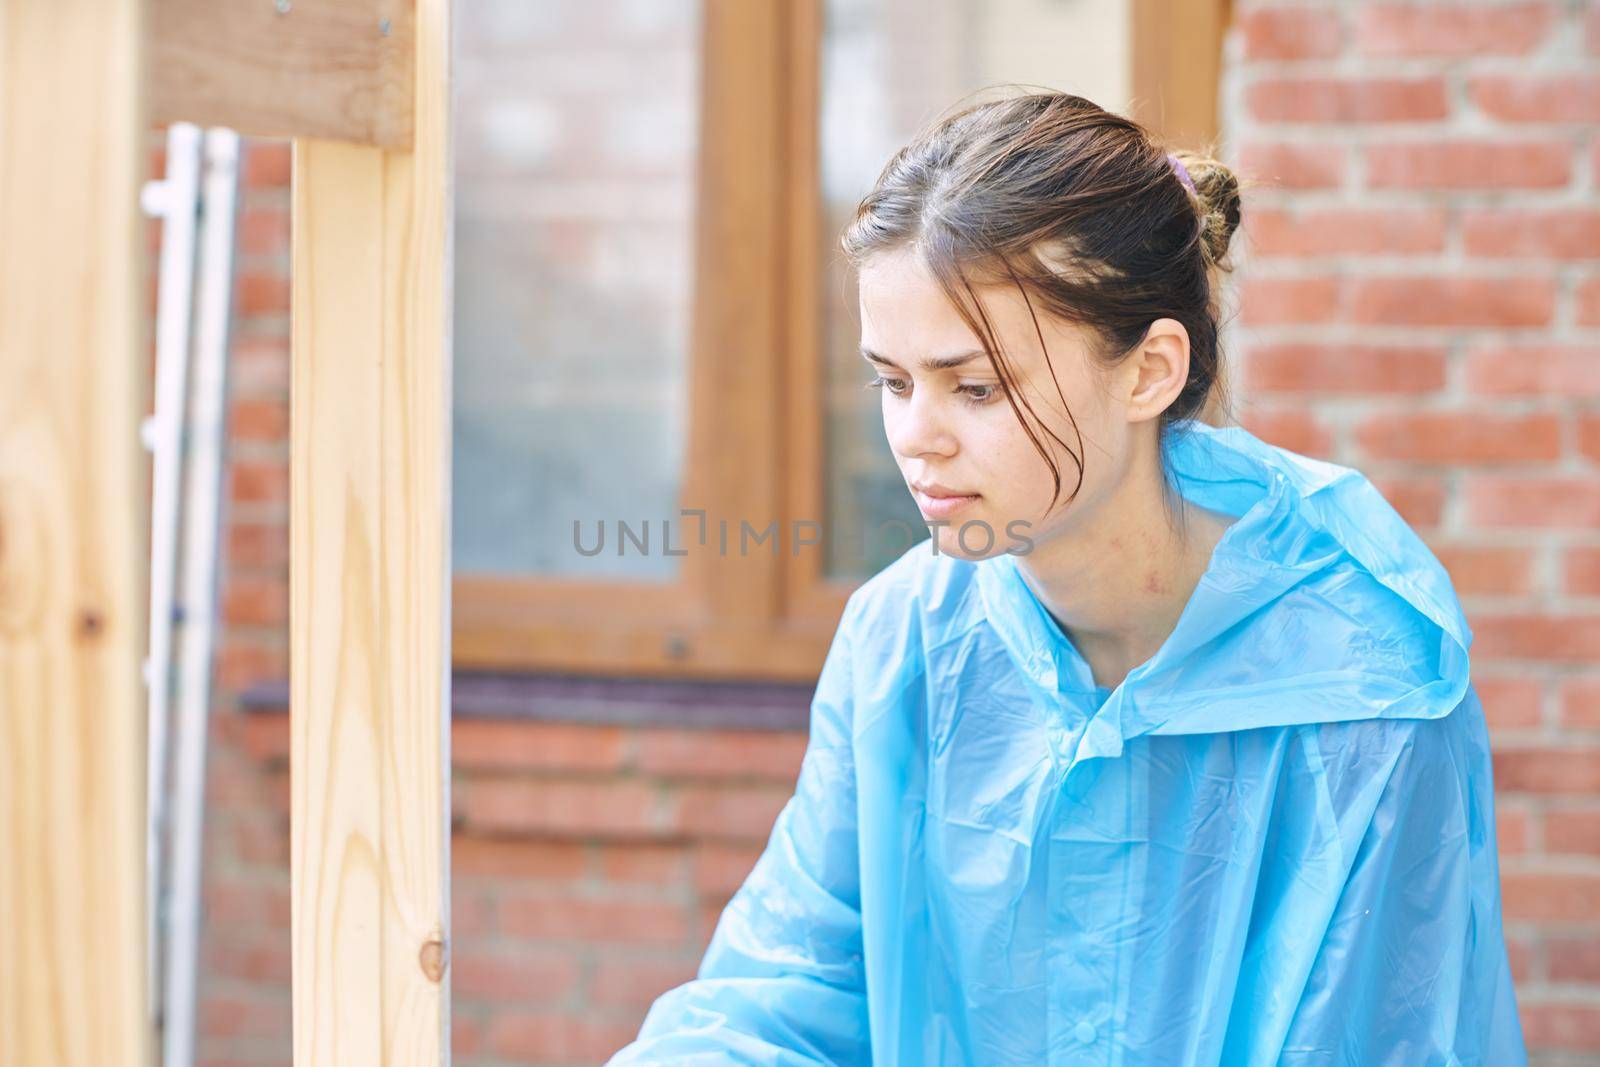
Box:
[975,417,1475,765]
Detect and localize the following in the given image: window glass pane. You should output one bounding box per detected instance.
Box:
[819,0,1132,580]
[454,2,702,580]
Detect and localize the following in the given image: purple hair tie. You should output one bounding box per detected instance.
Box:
[1167,152,1197,195]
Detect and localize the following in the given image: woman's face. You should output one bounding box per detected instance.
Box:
[857,247,1172,561]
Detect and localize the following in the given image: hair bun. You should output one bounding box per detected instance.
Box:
[1171,153,1243,269]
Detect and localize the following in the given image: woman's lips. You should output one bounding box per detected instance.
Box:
[914,490,980,518]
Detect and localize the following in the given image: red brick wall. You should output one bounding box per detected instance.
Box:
[162,4,1600,1065]
[1228,3,1600,1061]
[216,708,805,1063]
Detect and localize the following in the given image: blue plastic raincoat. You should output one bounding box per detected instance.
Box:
[606,419,1527,1066]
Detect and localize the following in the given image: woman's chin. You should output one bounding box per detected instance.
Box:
[927,520,1010,562]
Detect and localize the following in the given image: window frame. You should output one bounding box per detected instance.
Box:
[451,0,1232,684]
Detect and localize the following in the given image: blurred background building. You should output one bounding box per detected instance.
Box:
[156,1,1600,1063]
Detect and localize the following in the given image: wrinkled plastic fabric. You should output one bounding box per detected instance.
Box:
[606,419,1528,1066]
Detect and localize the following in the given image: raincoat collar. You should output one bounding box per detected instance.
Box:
[975,418,1473,765]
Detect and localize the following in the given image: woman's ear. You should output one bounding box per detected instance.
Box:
[1120,318,1191,424]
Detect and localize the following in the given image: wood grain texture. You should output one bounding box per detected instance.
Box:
[1130,0,1233,150]
[0,1,151,1064]
[151,0,414,147]
[778,0,859,630]
[288,0,450,1062]
[679,0,787,637]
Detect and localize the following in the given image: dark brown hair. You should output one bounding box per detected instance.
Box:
[840,89,1246,533]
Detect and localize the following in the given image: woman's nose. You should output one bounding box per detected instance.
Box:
[887,386,958,460]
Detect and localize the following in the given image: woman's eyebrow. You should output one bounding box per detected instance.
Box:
[860,347,987,372]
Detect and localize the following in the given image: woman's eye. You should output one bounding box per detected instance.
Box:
[953,382,1004,403]
[865,376,1000,405]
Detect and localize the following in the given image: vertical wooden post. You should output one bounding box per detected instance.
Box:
[288,0,451,1063]
[0,1,151,1064]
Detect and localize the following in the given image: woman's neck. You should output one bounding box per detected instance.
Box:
[1014,493,1237,691]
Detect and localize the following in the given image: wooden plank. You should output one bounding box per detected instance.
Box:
[1130,0,1233,149]
[0,1,151,1065]
[680,0,788,632]
[451,575,843,681]
[453,603,840,682]
[779,0,855,627]
[288,0,449,1062]
[151,0,413,148]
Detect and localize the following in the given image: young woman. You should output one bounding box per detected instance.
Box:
[607,91,1527,1066]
